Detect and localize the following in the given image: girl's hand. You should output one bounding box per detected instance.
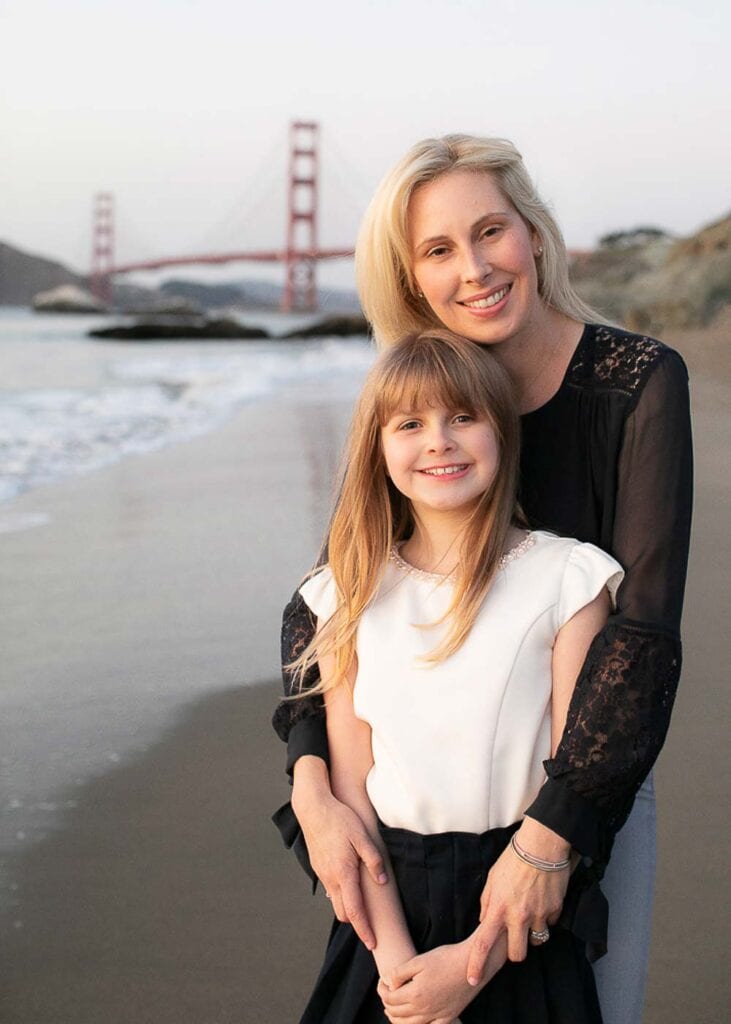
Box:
[465,819,570,984]
[292,764,386,949]
[377,941,482,1024]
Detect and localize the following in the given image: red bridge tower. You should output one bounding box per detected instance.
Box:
[282,121,319,312]
[90,192,115,305]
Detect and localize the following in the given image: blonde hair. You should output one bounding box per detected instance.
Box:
[355,134,604,345]
[292,329,525,695]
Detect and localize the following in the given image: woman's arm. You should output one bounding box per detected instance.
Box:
[320,641,416,980]
[524,350,692,858]
[466,588,611,982]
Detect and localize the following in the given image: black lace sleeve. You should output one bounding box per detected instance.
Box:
[525,351,693,866]
[271,589,328,777]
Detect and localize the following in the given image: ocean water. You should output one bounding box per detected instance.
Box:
[0,306,374,866]
[0,307,374,520]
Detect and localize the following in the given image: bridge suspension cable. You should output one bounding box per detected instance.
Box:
[89,120,355,312]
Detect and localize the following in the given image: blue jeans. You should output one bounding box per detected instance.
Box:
[593,774,656,1024]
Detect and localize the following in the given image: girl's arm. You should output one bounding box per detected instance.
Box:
[277,592,384,952]
[465,588,611,984]
[320,639,417,981]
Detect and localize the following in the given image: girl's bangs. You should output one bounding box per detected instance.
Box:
[374,342,489,425]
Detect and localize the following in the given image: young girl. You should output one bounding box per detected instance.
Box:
[287,329,623,1024]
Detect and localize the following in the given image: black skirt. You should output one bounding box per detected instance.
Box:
[299,821,605,1024]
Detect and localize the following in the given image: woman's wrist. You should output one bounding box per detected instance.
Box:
[517,816,572,862]
[291,754,332,818]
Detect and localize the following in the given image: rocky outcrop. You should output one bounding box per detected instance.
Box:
[123,295,204,317]
[279,314,370,339]
[571,213,731,333]
[33,284,106,313]
[89,317,270,341]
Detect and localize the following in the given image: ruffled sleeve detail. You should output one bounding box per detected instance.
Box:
[556,542,625,631]
[299,565,338,622]
[560,860,609,964]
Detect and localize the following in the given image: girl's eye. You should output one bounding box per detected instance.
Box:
[453,413,474,424]
[398,419,421,431]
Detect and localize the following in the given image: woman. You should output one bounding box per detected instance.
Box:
[273,135,693,1023]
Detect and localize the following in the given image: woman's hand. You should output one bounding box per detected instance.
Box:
[465,819,570,985]
[377,941,480,1024]
[292,755,386,949]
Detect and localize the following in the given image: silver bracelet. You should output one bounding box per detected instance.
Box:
[510,833,571,872]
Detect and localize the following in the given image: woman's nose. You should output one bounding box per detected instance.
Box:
[461,245,491,284]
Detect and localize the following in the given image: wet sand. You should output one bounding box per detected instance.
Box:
[1,323,729,1023]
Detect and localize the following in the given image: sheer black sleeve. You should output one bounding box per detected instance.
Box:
[525,351,693,866]
[271,589,328,777]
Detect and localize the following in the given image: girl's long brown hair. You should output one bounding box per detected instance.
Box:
[291,329,525,695]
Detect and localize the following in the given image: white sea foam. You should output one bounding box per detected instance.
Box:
[0,334,374,506]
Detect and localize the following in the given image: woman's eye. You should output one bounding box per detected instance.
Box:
[425,245,449,258]
[481,226,500,239]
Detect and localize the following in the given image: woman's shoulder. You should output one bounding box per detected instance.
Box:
[568,322,688,401]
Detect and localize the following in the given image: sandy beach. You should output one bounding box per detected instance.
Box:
[1,321,729,1023]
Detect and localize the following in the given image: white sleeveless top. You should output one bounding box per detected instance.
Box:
[300,530,624,835]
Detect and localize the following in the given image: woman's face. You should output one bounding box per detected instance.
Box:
[408,169,544,347]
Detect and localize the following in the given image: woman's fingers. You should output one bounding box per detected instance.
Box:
[338,864,375,949]
[466,918,502,984]
[301,795,377,943]
[352,830,388,885]
[527,920,550,946]
[506,914,529,962]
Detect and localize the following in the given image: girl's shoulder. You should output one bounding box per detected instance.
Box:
[568,322,688,402]
[299,565,337,622]
[527,531,624,625]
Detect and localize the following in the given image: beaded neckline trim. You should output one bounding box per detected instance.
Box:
[389,532,536,582]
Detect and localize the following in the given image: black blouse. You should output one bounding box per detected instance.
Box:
[272,323,693,875]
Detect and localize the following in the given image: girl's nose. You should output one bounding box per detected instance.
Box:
[427,425,456,452]
[461,245,492,284]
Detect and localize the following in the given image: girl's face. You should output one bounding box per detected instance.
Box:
[408,169,543,348]
[380,403,499,519]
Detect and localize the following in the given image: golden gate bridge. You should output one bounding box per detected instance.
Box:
[89,121,355,313]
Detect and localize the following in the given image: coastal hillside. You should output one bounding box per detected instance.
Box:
[0,241,85,305]
[570,213,731,333]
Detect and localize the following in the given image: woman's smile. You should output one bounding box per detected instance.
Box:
[459,283,512,314]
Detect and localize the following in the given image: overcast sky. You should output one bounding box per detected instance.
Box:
[2,0,729,290]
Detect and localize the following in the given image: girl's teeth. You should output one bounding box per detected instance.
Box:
[423,465,467,476]
[466,286,509,309]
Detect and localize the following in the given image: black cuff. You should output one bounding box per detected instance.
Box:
[272,801,318,893]
[524,777,604,861]
[286,716,330,777]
